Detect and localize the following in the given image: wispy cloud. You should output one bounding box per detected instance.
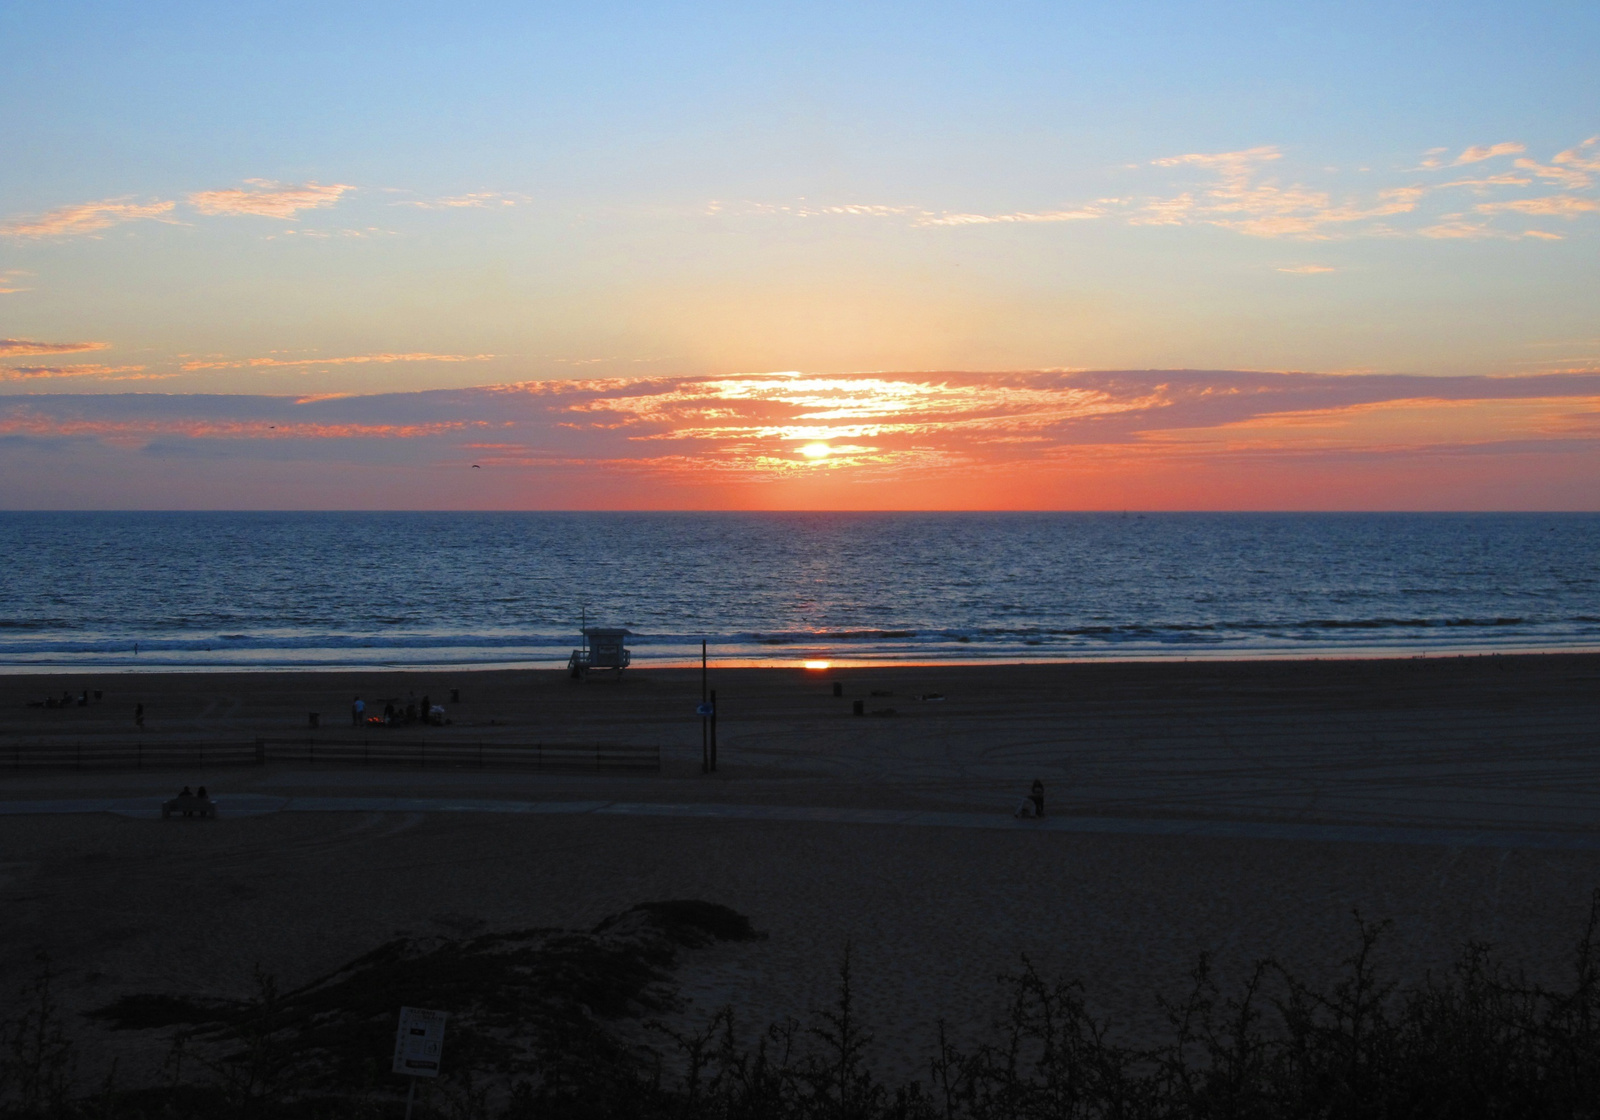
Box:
[0,199,175,238]
[179,351,495,371]
[1278,264,1337,274]
[726,199,1110,228]
[918,207,1106,226]
[1417,215,1501,239]
[1453,142,1526,165]
[0,269,31,294]
[732,137,1599,245]
[394,192,524,209]
[0,364,149,381]
[1135,138,1599,241]
[1151,145,1284,175]
[0,408,481,441]
[267,227,397,239]
[187,180,354,219]
[1512,158,1591,191]
[1144,147,1426,239]
[1477,196,1599,217]
[0,339,110,356]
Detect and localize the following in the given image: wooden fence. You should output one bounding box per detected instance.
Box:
[0,738,660,773]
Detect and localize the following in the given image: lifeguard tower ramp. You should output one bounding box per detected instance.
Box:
[569,627,632,678]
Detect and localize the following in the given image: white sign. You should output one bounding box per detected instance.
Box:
[393,1006,447,1078]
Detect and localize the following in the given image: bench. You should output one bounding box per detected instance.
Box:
[161,795,217,819]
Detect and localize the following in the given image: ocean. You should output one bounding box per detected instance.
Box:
[1,512,1597,670]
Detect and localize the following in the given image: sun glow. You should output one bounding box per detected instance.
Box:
[798,442,832,459]
[803,660,832,670]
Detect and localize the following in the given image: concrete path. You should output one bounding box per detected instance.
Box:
[1,794,1597,850]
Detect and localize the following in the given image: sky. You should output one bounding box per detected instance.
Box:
[2,0,1598,509]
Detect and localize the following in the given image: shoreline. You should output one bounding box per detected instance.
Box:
[4,641,1600,675]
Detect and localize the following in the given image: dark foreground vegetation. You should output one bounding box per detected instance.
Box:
[8,895,1600,1119]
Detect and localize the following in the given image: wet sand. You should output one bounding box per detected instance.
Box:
[2,655,1599,1079]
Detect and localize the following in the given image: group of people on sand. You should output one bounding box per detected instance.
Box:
[170,790,211,819]
[1014,778,1046,819]
[29,689,94,710]
[352,694,443,728]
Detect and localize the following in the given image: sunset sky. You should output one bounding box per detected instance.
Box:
[3,1,1598,508]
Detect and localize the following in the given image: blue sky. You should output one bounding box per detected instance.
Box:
[2,1,1598,506]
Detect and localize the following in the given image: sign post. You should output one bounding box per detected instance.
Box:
[393,1006,447,1119]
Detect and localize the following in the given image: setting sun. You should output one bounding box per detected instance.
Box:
[803,660,832,670]
[798,443,832,459]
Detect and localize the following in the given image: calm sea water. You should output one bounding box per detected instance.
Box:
[1,512,1597,670]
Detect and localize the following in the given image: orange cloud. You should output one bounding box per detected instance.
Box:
[0,339,110,356]
[1145,148,1426,239]
[730,136,1598,245]
[187,180,353,219]
[181,351,494,371]
[0,364,147,381]
[1417,217,1499,239]
[1477,196,1599,217]
[1453,142,1525,165]
[1138,395,1600,456]
[1511,158,1591,191]
[0,199,175,238]
[1152,145,1284,173]
[394,192,523,209]
[0,412,480,441]
[919,207,1106,226]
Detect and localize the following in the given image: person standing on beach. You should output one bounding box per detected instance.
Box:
[134,703,144,729]
[1030,779,1045,817]
[352,696,365,726]
[420,694,432,726]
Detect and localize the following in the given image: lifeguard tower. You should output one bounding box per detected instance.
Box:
[569,627,632,679]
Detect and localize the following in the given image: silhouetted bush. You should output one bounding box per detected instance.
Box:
[12,893,1600,1118]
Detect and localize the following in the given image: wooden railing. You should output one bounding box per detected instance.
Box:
[0,739,660,772]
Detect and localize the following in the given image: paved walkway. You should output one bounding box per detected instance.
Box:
[1,794,1598,850]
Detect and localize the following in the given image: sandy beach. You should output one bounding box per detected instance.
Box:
[3,654,1600,1080]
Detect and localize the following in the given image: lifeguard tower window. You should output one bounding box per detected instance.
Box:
[569,627,633,679]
